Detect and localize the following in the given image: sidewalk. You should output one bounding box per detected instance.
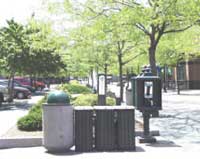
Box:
[0,141,199,159]
[1,89,200,158]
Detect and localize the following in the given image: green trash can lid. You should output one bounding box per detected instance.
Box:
[47,90,70,104]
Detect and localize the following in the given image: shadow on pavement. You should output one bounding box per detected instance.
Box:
[0,101,31,111]
[32,91,47,96]
[145,140,181,148]
[178,93,200,96]
[45,146,145,156]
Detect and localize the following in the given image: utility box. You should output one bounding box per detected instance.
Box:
[95,107,116,151]
[94,106,135,151]
[117,106,135,150]
[74,106,94,152]
[132,76,162,112]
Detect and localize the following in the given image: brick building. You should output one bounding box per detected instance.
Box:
[174,58,200,89]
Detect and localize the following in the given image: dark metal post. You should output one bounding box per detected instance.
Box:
[143,112,150,137]
[139,111,156,143]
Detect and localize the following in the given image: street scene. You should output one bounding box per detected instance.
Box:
[0,0,200,158]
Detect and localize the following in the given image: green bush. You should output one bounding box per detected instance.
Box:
[59,83,91,94]
[17,112,42,131]
[17,98,45,131]
[72,94,97,106]
[106,97,116,106]
[72,94,116,106]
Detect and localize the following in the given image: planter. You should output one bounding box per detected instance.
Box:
[42,104,74,152]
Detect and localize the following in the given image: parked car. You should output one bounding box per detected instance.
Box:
[14,80,35,92]
[0,80,31,99]
[0,85,9,102]
[0,79,35,93]
[14,77,45,91]
[13,86,31,99]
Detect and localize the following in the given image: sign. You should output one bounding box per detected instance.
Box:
[99,75,105,95]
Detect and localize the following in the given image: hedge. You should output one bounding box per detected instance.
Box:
[17,98,45,131]
[59,83,92,94]
[72,94,116,106]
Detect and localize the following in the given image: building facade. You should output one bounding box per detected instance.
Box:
[174,58,200,89]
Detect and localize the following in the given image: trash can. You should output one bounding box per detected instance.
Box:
[42,91,74,152]
[125,89,133,105]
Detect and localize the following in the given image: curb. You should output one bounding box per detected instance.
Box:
[0,137,42,149]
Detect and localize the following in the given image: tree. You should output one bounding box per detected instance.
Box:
[50,0,146,103]
[67,0,200,75]
[0,19,28,100]
[112,0,200,75]
[0,19,66,98]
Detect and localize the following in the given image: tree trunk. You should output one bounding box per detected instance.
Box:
[30,75,33,87]
[96,66,99,93]
[90,68,94,88]
[118,54,123,103]
[149,45,157,76]
[104,64,108,103]
[163,64,167,92]
[8,73,15,102]
[176,63,180,95]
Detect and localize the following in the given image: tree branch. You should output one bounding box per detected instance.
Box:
[155,22,166,46]
[135,23,151,36]
[113,0,140,8]
[163,25,192,34]
[122,52,145,65]
[122,41,141,56]
[86,5,121,20]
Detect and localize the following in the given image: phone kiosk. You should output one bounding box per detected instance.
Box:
[132,71,162,143]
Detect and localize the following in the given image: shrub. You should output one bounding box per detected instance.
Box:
[72,94,97,106]
[17,97,45,131]
[59,83,91,94]
[17,112,42,131]
[72,94,116,106]
[106,97,116,106]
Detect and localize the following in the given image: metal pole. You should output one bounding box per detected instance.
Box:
[143,112,150,137]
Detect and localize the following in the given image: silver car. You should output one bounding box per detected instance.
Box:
[0,85,9,102]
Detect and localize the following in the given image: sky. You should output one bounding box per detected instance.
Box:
[0,0,44,26]
[0,0,78,33]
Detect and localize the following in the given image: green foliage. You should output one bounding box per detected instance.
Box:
[59,83,92,94]
[72,94,115,106]
[106,97,116,106]
[17,112,42,131]
[0,19,66,77]
[17,98,45,131]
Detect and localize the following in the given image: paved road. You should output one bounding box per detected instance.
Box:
[0,94,44,137]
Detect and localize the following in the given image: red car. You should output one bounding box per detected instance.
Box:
[14,77,46,91]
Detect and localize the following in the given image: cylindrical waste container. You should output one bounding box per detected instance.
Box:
[42,91,73,152]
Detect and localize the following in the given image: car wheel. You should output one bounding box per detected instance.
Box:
[17,92,25,99]
[0,93,3,104]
